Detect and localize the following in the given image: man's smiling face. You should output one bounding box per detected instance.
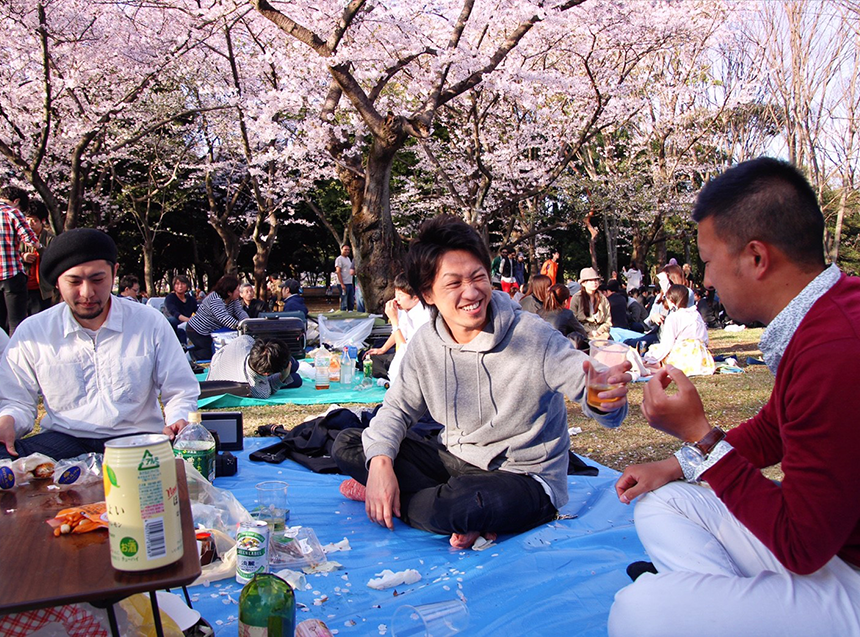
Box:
[423,249,492,344]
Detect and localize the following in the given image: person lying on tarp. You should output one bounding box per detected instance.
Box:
[207,335,301,399]
[333,214,632,549]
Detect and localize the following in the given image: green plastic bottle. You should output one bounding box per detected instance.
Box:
[238,573,296,637]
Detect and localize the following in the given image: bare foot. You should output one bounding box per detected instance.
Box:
[339,478,367,502]
[449,531,497,549]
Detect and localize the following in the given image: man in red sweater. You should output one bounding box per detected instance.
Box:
[608,157,860,635]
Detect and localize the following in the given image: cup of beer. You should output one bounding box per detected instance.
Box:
[586,339,629,410]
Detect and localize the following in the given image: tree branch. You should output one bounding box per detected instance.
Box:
[326,0,367,52]
[250,0,329,56]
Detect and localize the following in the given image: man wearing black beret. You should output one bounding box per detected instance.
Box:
[0,228,199,460]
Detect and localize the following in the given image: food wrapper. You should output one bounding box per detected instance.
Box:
[47,502,109,537]
[0,452,57,490]
[269,526,327,570]
[53,453,103,489]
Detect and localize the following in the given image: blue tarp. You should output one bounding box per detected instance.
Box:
[187,438,647,635]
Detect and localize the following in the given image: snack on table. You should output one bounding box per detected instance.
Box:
[0,453,58,490]
[47,502,109,537]
[16,453,56,480]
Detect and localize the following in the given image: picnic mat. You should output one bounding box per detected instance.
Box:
[196,376,387,408]
[186,438,647,635]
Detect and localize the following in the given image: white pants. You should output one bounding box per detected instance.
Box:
[608,481,860,636]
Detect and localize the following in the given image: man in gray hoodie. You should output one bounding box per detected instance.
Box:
[333,215,631,548]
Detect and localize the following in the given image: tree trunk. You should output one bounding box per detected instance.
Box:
[346,126,407,313]
[142,235,155,297]
[830,181,849,263]
[253,246,271,297]
[212,225,241,275]
[604,212,618,278]
[585,209,600,273]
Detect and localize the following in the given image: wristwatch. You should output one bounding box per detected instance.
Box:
[674,426,731,483]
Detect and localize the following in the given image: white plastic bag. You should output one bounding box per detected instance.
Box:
[317,314,377,349]
[181,461,253,585]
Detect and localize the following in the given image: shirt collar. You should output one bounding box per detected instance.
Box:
[759,263,841,376]
[61,296,124,338]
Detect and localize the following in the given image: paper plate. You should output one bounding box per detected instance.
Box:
[155,591,201,632]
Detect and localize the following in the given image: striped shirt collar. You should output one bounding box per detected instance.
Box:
[759,264,841,376]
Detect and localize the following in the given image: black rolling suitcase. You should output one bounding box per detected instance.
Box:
[238,317,306,358]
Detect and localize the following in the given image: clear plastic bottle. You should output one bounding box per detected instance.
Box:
[314,349,331,390]
[173,412,216,481]
[341,346,355,386]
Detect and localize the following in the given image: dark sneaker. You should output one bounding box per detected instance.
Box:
[626,561,658,581]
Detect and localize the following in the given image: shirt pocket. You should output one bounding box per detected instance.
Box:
[42,362,89,412]
[106,355,152,405]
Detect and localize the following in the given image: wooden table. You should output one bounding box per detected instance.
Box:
[0,459,201,632]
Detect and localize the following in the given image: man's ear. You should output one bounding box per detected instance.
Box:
[744,241,771,280]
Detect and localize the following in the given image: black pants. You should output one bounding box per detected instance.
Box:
[27,289,51,317]
[186,325,213,361]
[332,428,557,536]
[0,430,108,461]
[0,272,29,335]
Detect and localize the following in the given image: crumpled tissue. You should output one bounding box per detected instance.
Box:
[366,569,421,590]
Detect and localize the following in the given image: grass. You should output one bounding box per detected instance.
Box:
[228,326,781,480]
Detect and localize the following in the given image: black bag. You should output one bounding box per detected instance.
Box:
[249,407,381,473]
[238,317,305,358]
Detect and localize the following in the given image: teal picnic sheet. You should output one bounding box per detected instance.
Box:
[196,373,387,408]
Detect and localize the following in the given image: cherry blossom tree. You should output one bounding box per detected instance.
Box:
[0,0,217,232]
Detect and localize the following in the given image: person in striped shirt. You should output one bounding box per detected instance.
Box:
[186,274,248,361]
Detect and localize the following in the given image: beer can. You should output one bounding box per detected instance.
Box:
[103,434,183,571]
[236,520,270,584]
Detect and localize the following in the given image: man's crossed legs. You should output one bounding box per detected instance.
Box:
[333,429,556,548]
[609,481,860,636]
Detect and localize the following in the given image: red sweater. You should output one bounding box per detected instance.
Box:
[704,274,860,575]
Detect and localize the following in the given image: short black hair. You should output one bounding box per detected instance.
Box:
[119,274,139,292]
[172,274,191,288]
[0,186,29,211]
[212,274,240,299]
[406,215,491,305]
[606,279,621,293]
[393,272,415,296]
[692,157,825,268]
[25,200,48,222]
[281,278,300,295]
[248,338,291,376]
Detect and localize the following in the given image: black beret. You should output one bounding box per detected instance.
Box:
[40,228,118,286]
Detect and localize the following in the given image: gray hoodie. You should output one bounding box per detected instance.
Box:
[362,291,627,509]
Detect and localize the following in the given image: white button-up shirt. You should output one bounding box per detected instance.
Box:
[0,297,199,438]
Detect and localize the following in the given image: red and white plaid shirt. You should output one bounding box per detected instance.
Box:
[0,203,40,281]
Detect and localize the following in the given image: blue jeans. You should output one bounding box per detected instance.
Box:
[340,283,355,311]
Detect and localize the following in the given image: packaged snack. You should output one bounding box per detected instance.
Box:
[53,453,103,489]
[0,459,24,490]
[16,452,56,480]
[47,502,109,536]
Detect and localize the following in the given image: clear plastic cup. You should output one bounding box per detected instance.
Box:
[391,600,469,637]
[586,339,630,410]
[255,481,289,532]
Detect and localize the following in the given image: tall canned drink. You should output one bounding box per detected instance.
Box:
[236,520,270,584]
[103,434,183,571]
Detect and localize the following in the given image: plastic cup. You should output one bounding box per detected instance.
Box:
[255,481,289,532]
[586,339,630,410]
[391,600,469,637]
